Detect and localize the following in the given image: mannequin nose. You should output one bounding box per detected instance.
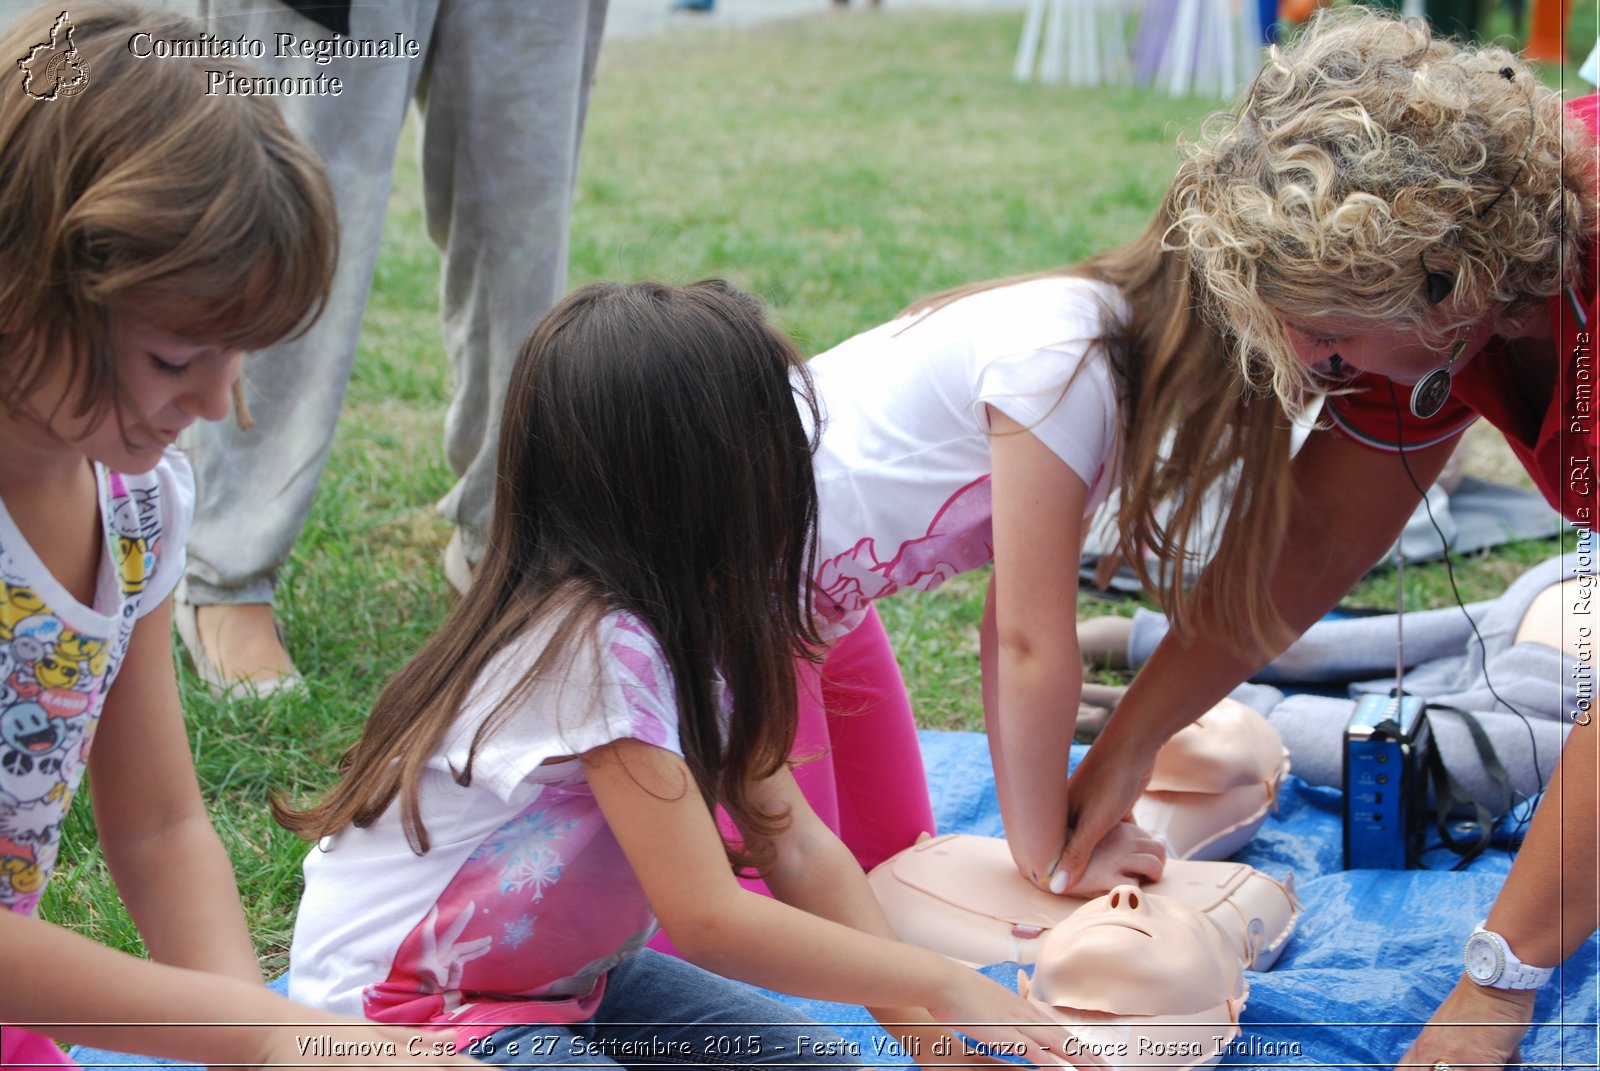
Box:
[1104,885,1148,914]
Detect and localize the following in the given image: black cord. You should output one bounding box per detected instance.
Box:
[1383,382,1545,855]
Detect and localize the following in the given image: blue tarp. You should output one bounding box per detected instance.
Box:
[762,731,1597,1069]
[70,731,1597,1069]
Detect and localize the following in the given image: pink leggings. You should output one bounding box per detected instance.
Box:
[651,607,934,951]
[785,605,937,872]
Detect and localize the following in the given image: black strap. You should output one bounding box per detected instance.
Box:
[1421,704,1513,869]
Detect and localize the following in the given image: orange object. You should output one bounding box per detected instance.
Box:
[1526,0,1571,63]
[1279,0,1328,24]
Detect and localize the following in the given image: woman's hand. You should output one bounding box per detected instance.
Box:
[1053,735,1158,894]
[1052,820,1164,897]
[1395,976,1534,1070]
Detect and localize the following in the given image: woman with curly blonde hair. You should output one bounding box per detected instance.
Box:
[1057,9,1596,1069]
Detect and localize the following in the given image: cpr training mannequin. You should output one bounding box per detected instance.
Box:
[1015,886,1247,1070]
[1131,698,1290,862]
[1078,553,1586,805]
[866,699,1298,971]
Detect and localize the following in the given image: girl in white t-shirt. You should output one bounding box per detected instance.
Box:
[790,213,1292,897]
[279,281,1083,1068]
[0,4,464,1067]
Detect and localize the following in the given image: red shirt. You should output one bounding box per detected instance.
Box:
[1325,94,1600,526]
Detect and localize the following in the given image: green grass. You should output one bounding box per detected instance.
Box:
[39,7,1577,974]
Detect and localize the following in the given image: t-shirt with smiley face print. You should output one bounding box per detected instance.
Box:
[0,449,192,916]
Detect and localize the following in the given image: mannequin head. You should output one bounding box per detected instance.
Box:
[1514,577,1594,663]
[1026,886,1245,1016]
[1146,698,1285,794]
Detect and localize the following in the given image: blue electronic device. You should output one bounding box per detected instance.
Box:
[1342,690,1429,869]
[1341,548,1433,870]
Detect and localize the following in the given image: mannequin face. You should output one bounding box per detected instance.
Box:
[1147,698,1283,793]
[1513,578,1594,663]
[1029,886,1244,1016]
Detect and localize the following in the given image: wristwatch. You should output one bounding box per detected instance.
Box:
[1463,921,1553,990]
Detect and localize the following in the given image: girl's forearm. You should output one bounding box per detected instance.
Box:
[1,910,286,1061]
[99,807,264,985]
[685,776,959,1010]
[671,881,968,1011]
[755,812,998,1063]
[757,810,961,1028]
[981,588,1077,884]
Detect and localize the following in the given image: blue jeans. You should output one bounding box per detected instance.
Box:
[474,950,865,1068]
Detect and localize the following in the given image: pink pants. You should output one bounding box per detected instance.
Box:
[785,606,936,872]
[651,607,934,951]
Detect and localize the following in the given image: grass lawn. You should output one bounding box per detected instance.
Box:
[41,5,1587,974]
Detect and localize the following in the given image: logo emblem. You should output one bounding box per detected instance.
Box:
[17,12,91,101]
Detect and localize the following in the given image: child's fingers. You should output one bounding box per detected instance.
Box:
[1009,1023,1107,1070]
[1118,823,1166,883]
[954,1007,1104,1069]
[1059,756,1155,891]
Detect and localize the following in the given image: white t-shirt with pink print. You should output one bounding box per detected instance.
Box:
[806,276,1124,639]
[289,610,709,1046]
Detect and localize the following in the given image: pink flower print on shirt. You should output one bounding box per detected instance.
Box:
[815,476,995,624]
[815,537,901,621]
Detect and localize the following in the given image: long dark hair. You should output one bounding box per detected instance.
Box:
[277,281,822,874]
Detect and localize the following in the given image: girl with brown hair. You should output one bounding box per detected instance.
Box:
[0,2,464,1065]
[278,281,1082,1067]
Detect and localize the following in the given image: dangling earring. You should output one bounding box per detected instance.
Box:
[1409,338,1468,419]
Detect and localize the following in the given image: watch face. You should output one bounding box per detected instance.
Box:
[1465,932,1504,984]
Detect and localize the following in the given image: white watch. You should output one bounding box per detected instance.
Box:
[1463,921,1553,990]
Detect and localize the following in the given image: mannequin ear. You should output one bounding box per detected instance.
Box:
[1016,970,1032,1000]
